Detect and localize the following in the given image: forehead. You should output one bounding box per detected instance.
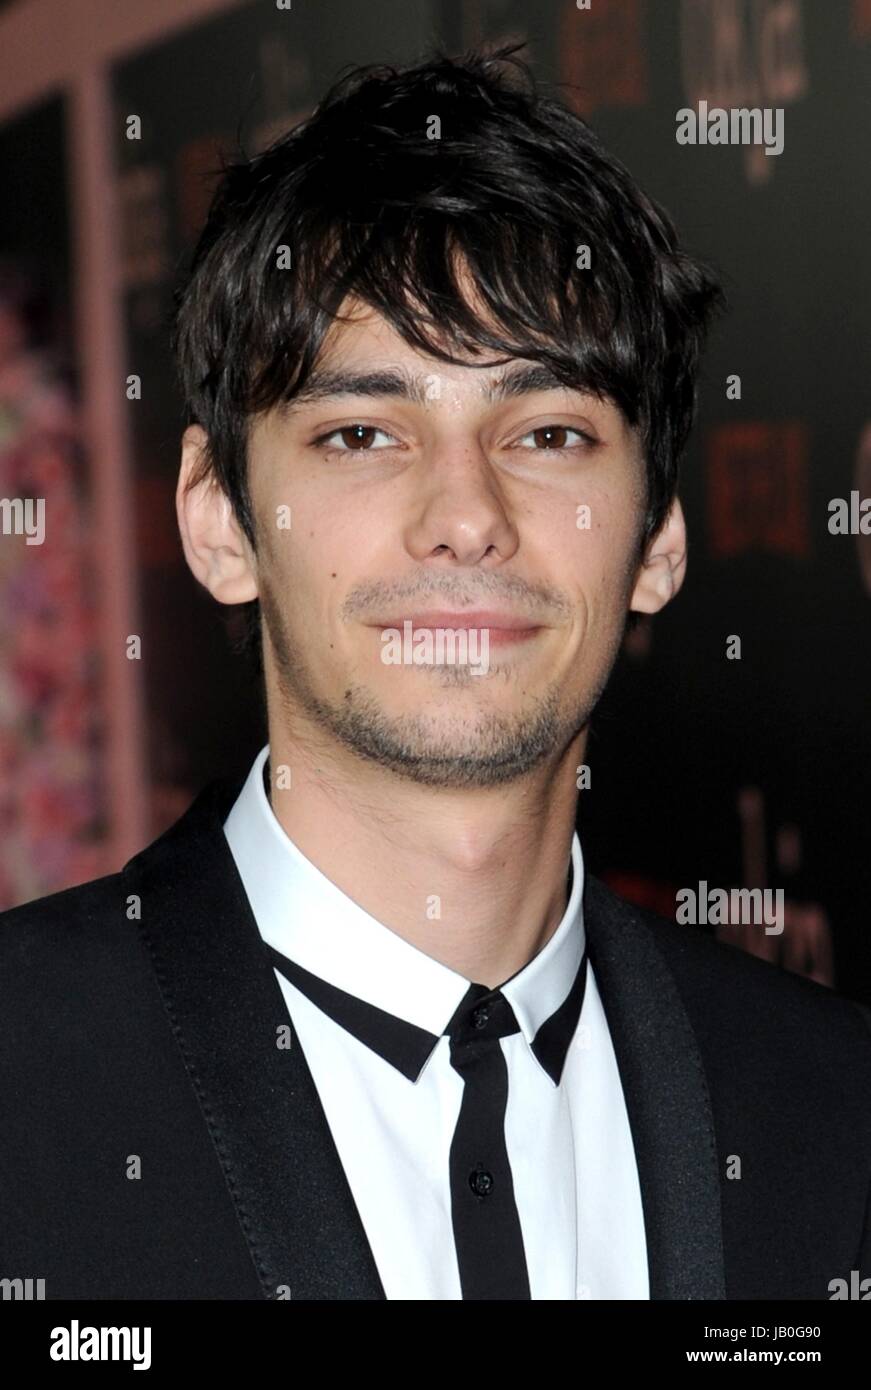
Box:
[317,300,501,380]
[294,299,631,428]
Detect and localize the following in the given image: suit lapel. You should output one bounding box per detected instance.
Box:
[583,875,726,1299]
[124,778,386,1300]
[124,776,725,1301]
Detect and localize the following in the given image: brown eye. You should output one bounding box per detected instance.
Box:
[515,425,594,451]
[532,425,569,448]
[315,424,397,452]
[339,425,378,449]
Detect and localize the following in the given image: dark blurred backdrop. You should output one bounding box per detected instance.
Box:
[1,0,869,1002]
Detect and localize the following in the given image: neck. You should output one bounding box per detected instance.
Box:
[263,711,585,990]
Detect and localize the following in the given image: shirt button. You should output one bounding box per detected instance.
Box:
[471,1005,490,1029]
[469,1169,494,1197]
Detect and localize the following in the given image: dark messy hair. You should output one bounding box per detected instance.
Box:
[171,42,726,668]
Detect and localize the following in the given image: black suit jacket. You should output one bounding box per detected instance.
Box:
[1,774,870,1301]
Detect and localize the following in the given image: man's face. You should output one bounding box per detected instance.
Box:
[243,302,650,789]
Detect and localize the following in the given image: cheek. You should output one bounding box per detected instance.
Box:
[567,488,636,562]
[271,513,384,642]
[565,515,641,634]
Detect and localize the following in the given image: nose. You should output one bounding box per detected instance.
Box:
[402,444,520,568]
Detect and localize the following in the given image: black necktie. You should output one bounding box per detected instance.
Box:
[265,928,587,1300]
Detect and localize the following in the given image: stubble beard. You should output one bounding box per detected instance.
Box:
[259,579,599,791]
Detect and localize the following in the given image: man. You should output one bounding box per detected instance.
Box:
[1,46,870,1302]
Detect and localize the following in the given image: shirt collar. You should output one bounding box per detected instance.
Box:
[223,745,586,1083]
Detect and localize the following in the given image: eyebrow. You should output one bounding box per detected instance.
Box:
[277,362,596,416]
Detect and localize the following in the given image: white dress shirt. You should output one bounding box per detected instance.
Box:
[223,744,649,1300]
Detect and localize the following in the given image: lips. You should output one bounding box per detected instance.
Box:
[373,611,539,631]
[371,612,543,647]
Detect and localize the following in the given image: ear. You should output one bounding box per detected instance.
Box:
[629,496,687,614]
[176,425,259,604]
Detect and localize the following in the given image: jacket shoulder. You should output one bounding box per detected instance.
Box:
[0,870,130,963]
[586,872,871,1053]
[0,777,239,976]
